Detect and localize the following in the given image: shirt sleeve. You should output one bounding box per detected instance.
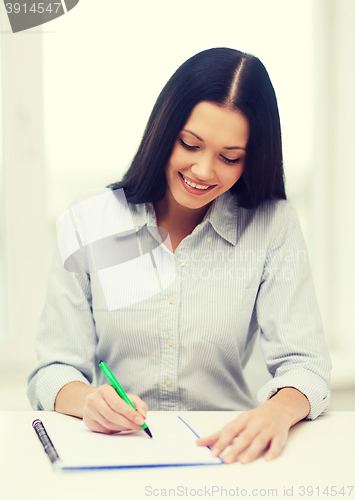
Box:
[27,205,98,411]
[256,202,331,420]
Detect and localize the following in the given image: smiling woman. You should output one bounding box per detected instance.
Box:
[28,47,331,466]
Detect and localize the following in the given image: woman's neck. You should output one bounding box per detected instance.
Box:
[153,189,212,235]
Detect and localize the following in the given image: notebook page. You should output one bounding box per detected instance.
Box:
[42,415,223,469]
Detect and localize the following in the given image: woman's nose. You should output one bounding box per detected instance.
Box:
[190,155,215,181]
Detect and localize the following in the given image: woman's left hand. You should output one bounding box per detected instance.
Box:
[196,404,290,464]
[196,388,310,464]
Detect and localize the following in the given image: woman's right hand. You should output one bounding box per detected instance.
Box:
[82,384,148,434]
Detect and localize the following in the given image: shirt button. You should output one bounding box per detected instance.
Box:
[165,379,173,387]
[147,236,153,244]
[206,236,212,243]
[197,225,203,231]
[167,338,174,347]
[178,259,185,267]
[168,296,176,305]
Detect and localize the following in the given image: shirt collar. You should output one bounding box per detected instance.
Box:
[128,190,238,246]
[200,190,238,246]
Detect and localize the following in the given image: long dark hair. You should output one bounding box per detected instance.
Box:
[107,47,286,209]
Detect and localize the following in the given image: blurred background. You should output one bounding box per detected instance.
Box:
[0,0,354,410]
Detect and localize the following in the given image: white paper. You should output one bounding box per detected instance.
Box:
[42,415,223,469]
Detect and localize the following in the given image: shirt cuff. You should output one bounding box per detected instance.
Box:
[29,364,91,411]
[257,370,330,420]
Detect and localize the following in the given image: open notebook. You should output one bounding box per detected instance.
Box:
[40,415,224,470]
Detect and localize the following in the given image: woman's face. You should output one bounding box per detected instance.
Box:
[165,101,249,211]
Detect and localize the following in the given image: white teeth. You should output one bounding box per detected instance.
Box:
[182,175,210,190]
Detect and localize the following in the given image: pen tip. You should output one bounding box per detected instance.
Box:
[144,427,153,438]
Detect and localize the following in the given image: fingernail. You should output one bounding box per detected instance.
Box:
[142,409,147,418]
[134,416,144,426]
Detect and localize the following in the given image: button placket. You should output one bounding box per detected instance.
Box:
[159,273,180,409]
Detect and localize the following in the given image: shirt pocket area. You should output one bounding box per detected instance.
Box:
[200,283,258,351]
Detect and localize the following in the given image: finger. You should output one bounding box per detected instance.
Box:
[210,423,248,457]
[198,413,250,451]
[128,394,149,418]
[210,414,258,457]
[96,403,142,432]
[83,404,124,434]
[196,432,221,447]
[264,434,286,461]
[85,389,142,433]
[219,435,251,462]
[216,423,263,461]
[101,386,145,427]
[87,390,142,431]
[85,397,141,432]
[228,432,271,464]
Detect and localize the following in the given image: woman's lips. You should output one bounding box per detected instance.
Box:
[178,172,216,195]
[180,172,216,187]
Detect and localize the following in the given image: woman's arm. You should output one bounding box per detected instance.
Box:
[197,387,310,464]
[255,202,331,420]
[28,190,111,411]
[54,381,97,418]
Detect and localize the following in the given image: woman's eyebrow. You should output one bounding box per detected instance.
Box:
[182,129,204,141]
[182,129,246,151]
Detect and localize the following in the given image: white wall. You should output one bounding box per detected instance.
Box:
[0,9,47,371]
[312,0,355,387]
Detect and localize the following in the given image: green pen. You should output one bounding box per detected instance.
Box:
[99,360,153,438]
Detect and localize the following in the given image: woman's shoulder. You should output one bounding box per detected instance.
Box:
[259,198,298,221]
[235,197,302,250]
[238,197,300,227]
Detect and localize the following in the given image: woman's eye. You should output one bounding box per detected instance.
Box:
[179,139,242,164]
[221,156,241,164]
[179,138,199,150]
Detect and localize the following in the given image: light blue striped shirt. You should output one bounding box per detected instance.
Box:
[28,188,331,419]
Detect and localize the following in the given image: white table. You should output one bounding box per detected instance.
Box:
[1,411,354,500]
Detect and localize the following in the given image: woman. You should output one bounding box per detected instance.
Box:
[28,48,331,464]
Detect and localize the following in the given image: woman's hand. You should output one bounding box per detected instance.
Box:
[196,388,310,464]
[82,384,149,434]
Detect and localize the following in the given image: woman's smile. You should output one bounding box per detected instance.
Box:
[178,172,217,195]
